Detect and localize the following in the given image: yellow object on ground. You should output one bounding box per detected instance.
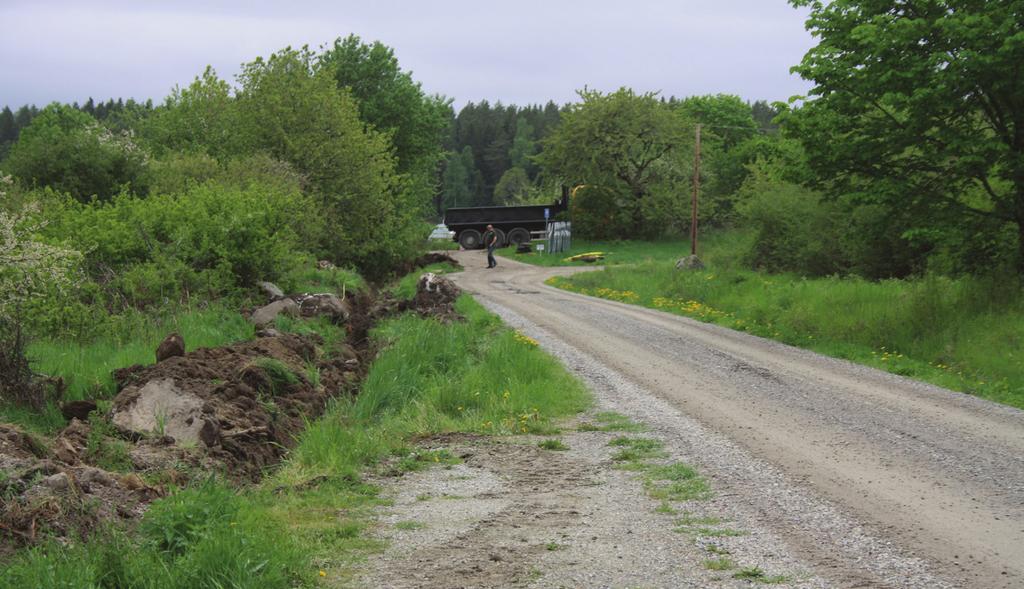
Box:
[564,252,606,263]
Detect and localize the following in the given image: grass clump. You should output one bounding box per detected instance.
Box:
[644,462,711,502]
[608,436,667,464]
[577,411,646,433]
[252,357,301,396]
[538,439,569,451]
[394,520,425,531]
[703,557,736,571]
[275,315,346,355]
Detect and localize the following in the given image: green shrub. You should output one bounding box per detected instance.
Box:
[43,179,315,307]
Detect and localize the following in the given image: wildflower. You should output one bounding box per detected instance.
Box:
[319,571,327,577]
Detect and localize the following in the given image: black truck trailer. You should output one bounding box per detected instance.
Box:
[443,186,569,249]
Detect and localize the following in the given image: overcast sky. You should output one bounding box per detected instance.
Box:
[0,0,815,109]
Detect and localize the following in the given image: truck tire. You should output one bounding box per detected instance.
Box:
[507,227,531,245]
[459,229,482,249]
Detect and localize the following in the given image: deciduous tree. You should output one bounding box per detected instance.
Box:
[787,0,1024,273]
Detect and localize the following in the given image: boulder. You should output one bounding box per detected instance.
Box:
[675,255,706,271]
[297,293,351,322]
[256,328,283,338]
[155,333,185,363]
[250,298,300,326]
[316,260,336,270]
[258,281,285,300]
[60,399,97,422]
[111,378,207,444]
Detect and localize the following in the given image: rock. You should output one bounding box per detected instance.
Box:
[198,419,220,447]
[156,333,185,363]
[256,328,283,338]
[316,260,336,270]
[250,298,300,326]
[297,293,351,322]
[41,472,71,492]
[52,437,79,464]
[77,466,114,488]
[111,378,207,444]
[60,399,97,422]
[675,255,706,271]
[258,281,285,300]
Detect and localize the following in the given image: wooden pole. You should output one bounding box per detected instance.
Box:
[691,124,701,256]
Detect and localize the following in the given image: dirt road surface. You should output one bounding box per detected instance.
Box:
[426,251,1024,589]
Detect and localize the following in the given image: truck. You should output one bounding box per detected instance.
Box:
[443,186,569,249]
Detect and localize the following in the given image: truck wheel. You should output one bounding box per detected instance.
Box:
[507,228,530,245]
[459,229,482,249]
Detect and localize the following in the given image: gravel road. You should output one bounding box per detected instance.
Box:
[446,250,1024,589]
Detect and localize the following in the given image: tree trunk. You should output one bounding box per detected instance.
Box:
[1017,218,1024,276]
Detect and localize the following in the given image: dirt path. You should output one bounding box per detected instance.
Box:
[414,251,1024,589]
[357,425,827,589]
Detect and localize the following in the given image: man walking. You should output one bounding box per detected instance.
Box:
[484,225,498,269]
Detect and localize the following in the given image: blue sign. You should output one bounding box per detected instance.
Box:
[544,208,550,220]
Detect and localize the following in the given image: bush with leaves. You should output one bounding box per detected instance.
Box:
[0,175,79,406]
[2,104,148,202]
[44,178,315,308]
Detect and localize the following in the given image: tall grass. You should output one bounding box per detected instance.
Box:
[27,306,254,402]
[291,295,591,480]
[553,258,1024,409]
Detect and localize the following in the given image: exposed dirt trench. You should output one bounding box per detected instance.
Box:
[0,254,462,555]
[423,250,1024,589]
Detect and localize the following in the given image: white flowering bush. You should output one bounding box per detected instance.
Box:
[0,175,80,317]
[0,175,80,407]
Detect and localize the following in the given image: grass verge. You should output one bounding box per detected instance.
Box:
[545,237,1024,409]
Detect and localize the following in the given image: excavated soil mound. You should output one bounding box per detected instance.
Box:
[408,273,463,322]
[111,332,359,480]
[0,423,161,555]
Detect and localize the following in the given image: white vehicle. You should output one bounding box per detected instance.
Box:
[429,223,454,240]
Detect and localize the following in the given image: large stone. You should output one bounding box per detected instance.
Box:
[111,378,206,444]
[250,298,300,326]
[675,255,706,271]
[258,281,285,300]
[297,293,351,322]
[155,333,185,363]
[60,399,97,422]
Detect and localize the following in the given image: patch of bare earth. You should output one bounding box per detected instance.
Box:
[355,423,825,589]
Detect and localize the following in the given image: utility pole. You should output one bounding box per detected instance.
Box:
[691,124,702,256]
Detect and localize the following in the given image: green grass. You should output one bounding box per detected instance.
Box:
[26,305,254,403]
[2,293,591,587]
[548,232,1024,410]
[274,314,347,355]
[282,263,365,296]
[577,411,646,433]
[703,557,736,571]
[608,436,667,463]
[3,306,255,435]
[394,520,425,531]
[538,438,569,451]
[644,462,712,502]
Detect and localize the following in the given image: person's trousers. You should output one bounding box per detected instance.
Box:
[487,248,496,268]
